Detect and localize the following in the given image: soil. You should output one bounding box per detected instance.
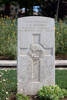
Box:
[29,96,67,100]
[8,95,67,100]
[56,54,67,60]
[8,95,16,100]
[0,56,14,60]
[60,99,67,100]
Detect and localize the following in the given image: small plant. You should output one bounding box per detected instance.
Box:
[37,85,67,100]
[62,89,67,97]
[16,94,30,100]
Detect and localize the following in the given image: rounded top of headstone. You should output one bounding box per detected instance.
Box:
[18,16,54,22]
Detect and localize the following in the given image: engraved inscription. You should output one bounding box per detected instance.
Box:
[28,34,53,82]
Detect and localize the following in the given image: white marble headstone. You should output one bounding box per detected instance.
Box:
[17,16,55,95]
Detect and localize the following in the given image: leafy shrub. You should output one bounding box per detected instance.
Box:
[38,85,67,100]
[16,94,30,100]
[55,20,67,56]
[62,89,67,97]
[0,16,17,59]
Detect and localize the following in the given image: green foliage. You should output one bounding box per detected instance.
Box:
[0,17,67,59]
[62,89,67,97]
[55,20,67,56]
[38,85,67,100]
[56,70,67,89]
[0,17,17,59]
[16,94,30,100]
[0,0,16,5]
[0,70,17,100]
[0,70,67,99]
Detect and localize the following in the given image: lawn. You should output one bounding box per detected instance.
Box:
[56,70,67,89]
[0,69,17,100]
[0,69,67,100]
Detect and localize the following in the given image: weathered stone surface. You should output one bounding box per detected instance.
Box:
[17,16,55,95]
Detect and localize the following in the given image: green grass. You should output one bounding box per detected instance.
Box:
[56,70,67,89]
[0,69,67,100]
[0,69,17,100]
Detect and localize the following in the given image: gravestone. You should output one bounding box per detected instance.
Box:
[17,16,55,95]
